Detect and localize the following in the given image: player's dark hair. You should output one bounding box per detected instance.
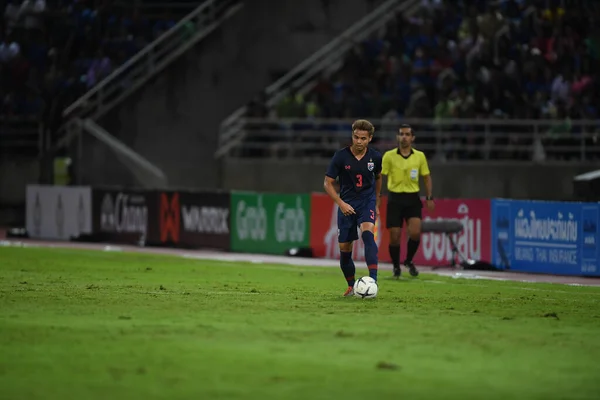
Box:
[352,119,375,136]
[399,124,413,135]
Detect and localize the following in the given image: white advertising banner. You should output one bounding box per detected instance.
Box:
[26,185,92,240]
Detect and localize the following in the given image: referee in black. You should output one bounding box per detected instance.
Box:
[381,124,434,278]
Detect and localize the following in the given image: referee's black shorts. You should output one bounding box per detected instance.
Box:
[386,192,422,228]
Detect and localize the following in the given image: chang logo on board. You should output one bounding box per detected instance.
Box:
[100,192,148,234]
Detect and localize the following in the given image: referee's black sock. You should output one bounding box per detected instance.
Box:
[388,245,401,269]
[406,239,420,263]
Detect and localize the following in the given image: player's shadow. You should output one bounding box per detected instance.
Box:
[383,276,420,282]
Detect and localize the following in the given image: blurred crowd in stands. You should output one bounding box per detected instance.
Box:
[1,0,194,143]
[2,0,599,161]
[246,0,600,161]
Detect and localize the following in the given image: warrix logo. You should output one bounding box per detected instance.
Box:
[274,196,306,243]
[236,196,267,241]
[182,206,229,234]
[160,192,180,243]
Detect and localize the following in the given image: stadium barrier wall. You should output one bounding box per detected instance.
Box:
[24,185,599,276]
[229,191,310,255]
[309,193,491,267]
[91,187,231,250]
[92,187,158,246]
[491,199,600,276]
[25,184,92,241]
[157,190,231,250]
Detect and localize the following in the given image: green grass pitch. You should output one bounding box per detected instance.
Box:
[1,246,600,400]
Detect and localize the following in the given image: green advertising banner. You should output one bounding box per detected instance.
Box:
[230,192,311,254]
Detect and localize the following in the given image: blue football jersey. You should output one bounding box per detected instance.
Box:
[325,147,382,204]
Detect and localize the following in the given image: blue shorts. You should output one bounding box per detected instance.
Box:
[337,197,376,243]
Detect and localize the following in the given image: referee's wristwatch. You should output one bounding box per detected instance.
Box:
[426,195,434,201]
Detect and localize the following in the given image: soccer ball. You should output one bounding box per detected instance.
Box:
[353,276,378,299]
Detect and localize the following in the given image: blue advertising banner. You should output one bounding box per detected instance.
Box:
[491,199,600,276]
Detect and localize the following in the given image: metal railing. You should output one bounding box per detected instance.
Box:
[62,0,243,122]
[113,1,201,19]
[216,0,422,158]
[0,116,43,156]
[114,1,200,10]
[46,0,243,163]
[223,117,600,162]
[75,118,168,188]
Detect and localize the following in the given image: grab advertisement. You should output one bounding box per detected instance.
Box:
[310,193,491,266]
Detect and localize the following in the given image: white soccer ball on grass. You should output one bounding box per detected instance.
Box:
[353,276,378,299]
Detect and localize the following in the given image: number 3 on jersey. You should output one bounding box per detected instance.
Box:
[356,174,363,187]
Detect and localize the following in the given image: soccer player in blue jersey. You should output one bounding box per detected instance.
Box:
[323,119,383,296]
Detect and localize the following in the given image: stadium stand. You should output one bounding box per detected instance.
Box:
[0,0,199,155]
[238,0,600,161]
[295,0,599,119]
